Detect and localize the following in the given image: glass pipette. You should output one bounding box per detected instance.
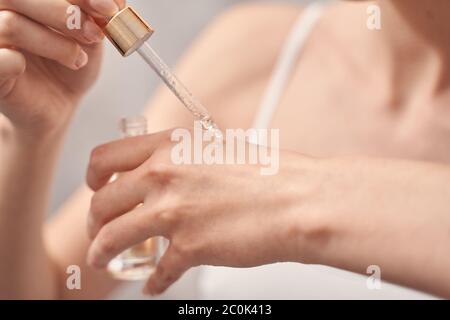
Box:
[103,6,221,136]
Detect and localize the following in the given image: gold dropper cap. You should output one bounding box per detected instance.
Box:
[103,7,154,57]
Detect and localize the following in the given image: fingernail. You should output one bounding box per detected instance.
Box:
[83,20,104,43]
[89,0,120,17]
[74,50,89,69]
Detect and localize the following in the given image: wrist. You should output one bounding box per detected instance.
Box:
[1,96,80,143]
[1,118,68,158]
[3,109,73,145]
[282,156,351,266]
[286,156,387,267]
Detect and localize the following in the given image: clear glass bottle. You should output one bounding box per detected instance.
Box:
[107,115,161,281]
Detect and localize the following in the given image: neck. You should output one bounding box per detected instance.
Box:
[333,0,450,106]
[381,0,450,53]
[381,0,450,103]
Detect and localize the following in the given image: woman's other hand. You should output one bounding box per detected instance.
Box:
[0,0,125,136]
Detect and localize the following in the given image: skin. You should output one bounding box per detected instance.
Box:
[0,0,124,299]
[1,0,450,299]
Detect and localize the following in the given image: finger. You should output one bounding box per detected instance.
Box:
[81,0,125,17]
[68,1,126,30]
[0,48,25,97]
[0,1,105,44]
[87,130,172,191]
[87,171,147,239]
[87,204,166,268]
[0,11,88,70]
[144,245,190,295]
[70,0,125,18]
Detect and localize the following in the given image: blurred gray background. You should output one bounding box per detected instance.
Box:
[49,0,432,299]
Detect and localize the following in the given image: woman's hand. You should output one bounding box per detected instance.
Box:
[0,0,124,136]
[85,129,322,295]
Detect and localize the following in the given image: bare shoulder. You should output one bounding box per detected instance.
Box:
[145,2,304,131]
[199,2,304,52]
[182,2,304,84]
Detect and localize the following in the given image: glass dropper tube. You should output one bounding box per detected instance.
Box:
[103,6,221,137]
[136,43,221,136]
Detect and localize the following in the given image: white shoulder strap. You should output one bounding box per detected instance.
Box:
[251,2,325,133]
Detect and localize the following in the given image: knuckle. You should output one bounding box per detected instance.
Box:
[0,10,17,39]
[67,43,81,64]
[162,269,177,284]
[156,260,168,278]
[90,145,108,169]
[154,265,176,288]
[170,241,194,262]
[88,145,109,181]
[144,162,176,184]
[150,162,173,176]
[157,209,177,227]
[151,195,185,232]
[89,193,105,224]
[7,51,25,76]
[96,226,116,256]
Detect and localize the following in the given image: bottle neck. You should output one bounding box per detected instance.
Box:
[120,116,148,138]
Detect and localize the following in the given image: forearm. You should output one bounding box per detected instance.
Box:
[0,123,67,299]
[298,157,450,298]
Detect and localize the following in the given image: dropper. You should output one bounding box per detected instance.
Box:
[102,6,221,135]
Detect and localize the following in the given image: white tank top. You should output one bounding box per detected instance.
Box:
[118,2,433,300]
